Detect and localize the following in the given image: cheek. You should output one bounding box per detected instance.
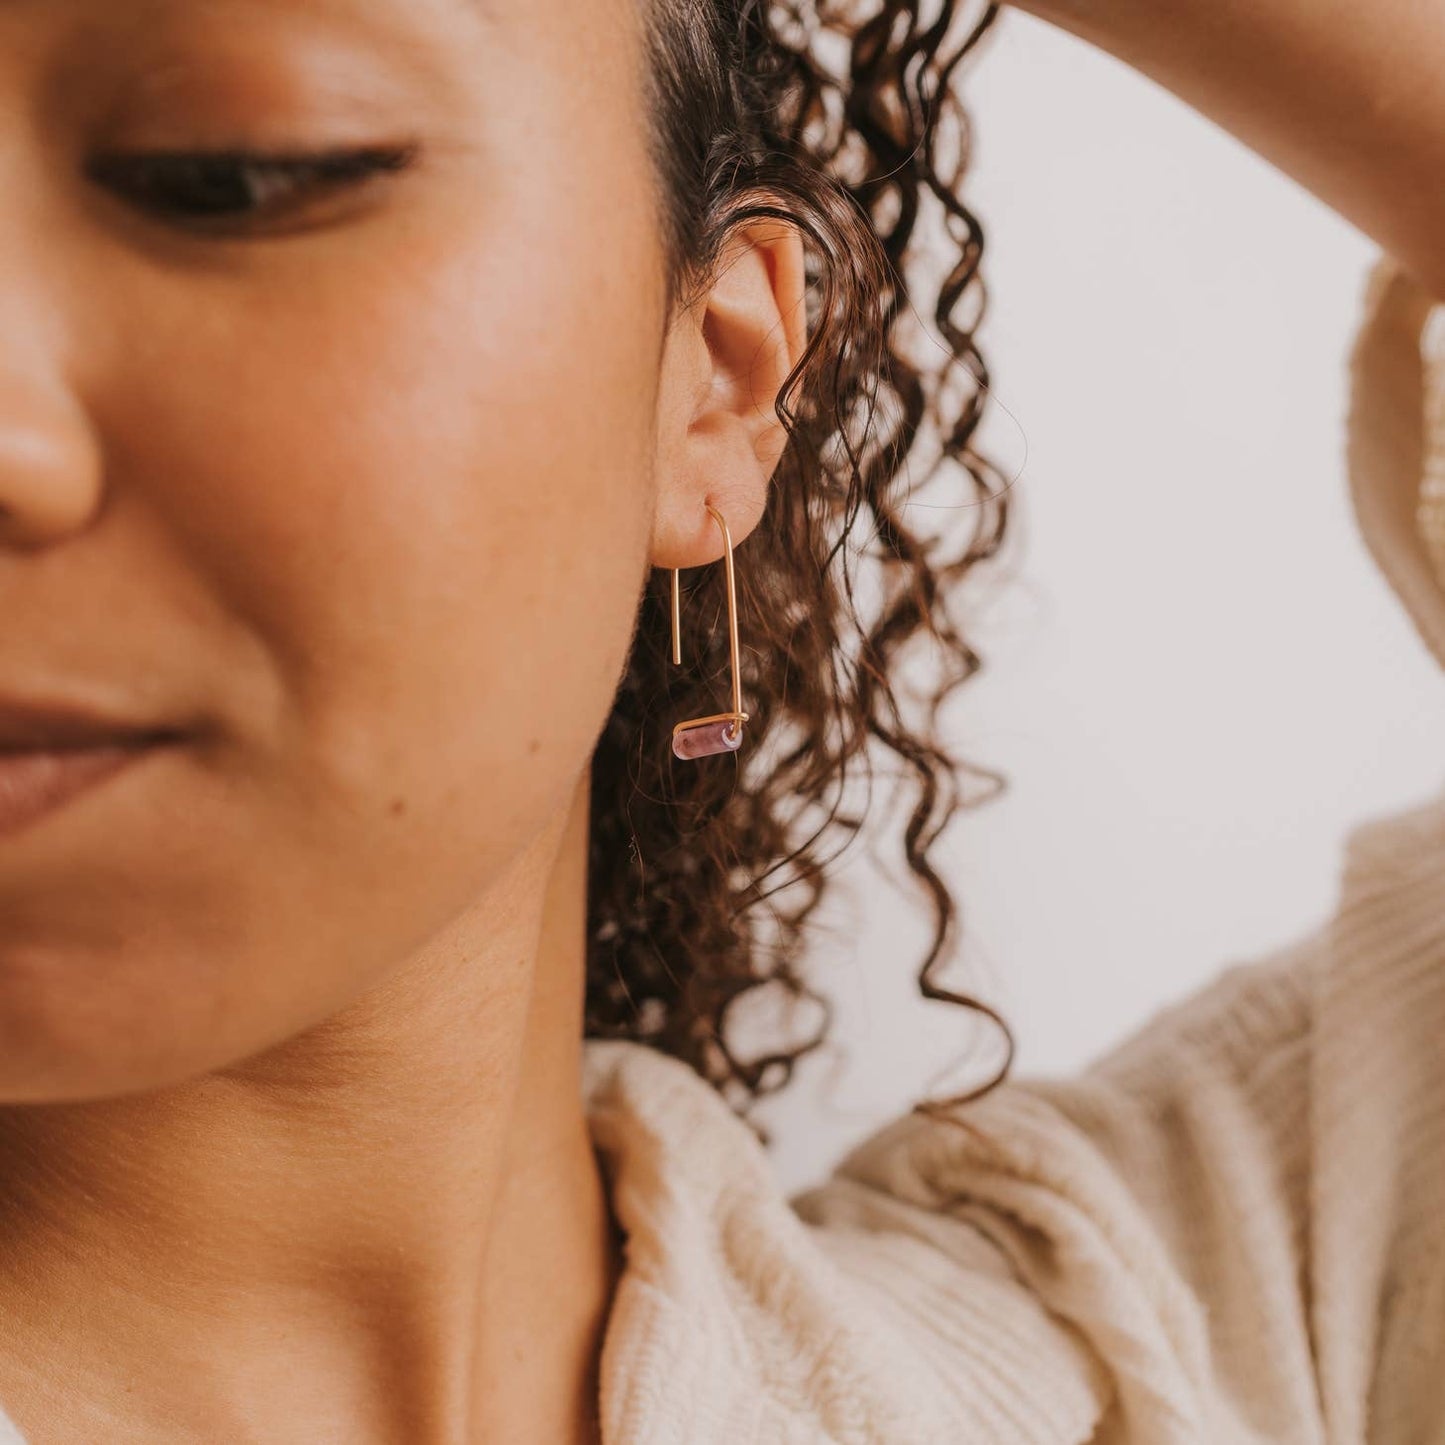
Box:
[198,175,667,812]
[0,168,668,1100]
[193,215,661,827]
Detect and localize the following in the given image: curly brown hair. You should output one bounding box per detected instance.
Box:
[585,0,1017,1142]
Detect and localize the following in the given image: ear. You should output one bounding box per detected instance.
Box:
[649,218,808,571]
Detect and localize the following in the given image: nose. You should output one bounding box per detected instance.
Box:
[0,346,104,549]
[0,65,108,549]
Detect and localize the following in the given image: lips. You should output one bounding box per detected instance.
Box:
[0,697,185,753]
[0,691,195,840]
[0,743,169,840]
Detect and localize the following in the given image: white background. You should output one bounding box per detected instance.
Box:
[748,8,1445,1195]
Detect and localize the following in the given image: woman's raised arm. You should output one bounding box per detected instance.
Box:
[1001,0,1445,299]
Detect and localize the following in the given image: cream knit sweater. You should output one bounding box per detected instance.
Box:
[0,256,1437,1445]
[579,252,1445,1445]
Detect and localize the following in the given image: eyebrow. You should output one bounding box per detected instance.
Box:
[35,0,505,110]
[3,0,500,41]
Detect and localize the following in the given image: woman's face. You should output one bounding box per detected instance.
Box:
[0,0,691,1100]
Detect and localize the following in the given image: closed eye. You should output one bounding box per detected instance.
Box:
[83,144,420,232]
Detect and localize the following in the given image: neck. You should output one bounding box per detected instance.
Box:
[0,767,622,1444]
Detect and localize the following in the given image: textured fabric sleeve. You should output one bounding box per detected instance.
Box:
[791,253,1445,1445]
[1347,251,1445,670]
[796,936,1324,1445]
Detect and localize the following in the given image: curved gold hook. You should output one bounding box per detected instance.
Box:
[669,503,750,758]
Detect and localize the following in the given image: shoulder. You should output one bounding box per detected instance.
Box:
[796,780,1445,1443]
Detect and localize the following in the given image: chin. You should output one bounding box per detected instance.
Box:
[0,965,260,1106]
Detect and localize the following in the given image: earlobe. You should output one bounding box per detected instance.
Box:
[648,217,808,573]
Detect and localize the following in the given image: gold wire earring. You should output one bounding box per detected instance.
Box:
[670,502,751,760]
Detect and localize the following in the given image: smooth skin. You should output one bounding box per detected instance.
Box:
[0,0,1437,1443]
[0,1,805,1442]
